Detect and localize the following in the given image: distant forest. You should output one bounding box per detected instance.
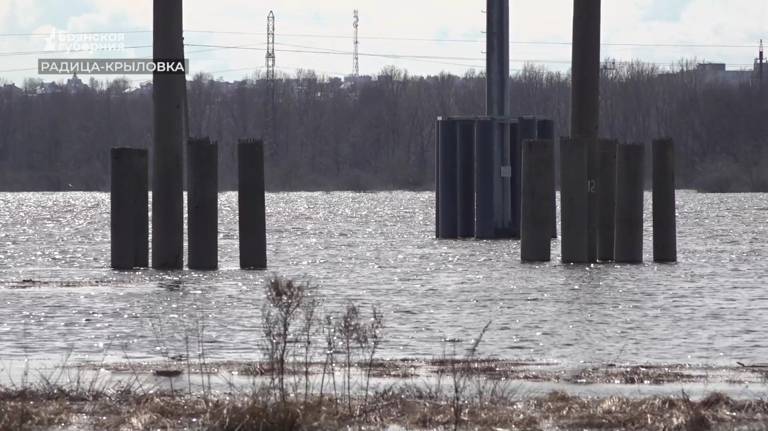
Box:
[0,60,766,192]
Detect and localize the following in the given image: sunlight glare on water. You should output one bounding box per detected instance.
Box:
[0,191,766,368]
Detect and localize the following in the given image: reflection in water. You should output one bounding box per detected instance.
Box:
[0,191,766,370]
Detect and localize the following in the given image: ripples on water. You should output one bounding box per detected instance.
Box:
[0,191,766,368]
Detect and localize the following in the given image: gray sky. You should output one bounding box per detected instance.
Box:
[0,0,766,85]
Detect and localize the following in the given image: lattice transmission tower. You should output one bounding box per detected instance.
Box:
[353,10,360,77]
[266,11,276,152]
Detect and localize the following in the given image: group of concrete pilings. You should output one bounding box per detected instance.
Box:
[436,115,557,241]
[110,139,267,271]
[436,117,677,265]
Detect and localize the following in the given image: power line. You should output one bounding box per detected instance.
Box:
[0,28,761,49]
[183,43,757,68]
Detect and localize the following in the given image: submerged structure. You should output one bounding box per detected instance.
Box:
[435,0,677,265]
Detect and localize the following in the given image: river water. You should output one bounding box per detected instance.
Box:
[0,191,766,370]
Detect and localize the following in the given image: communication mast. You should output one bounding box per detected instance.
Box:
[266,11,276,80]
[353,10,360,77]
[266,11,276,152]
[760,39,764,87]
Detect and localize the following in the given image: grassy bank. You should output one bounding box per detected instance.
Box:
[3,384,768,430]
[4,276,768,430]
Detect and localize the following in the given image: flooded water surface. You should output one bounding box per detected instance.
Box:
[0,191,766,371]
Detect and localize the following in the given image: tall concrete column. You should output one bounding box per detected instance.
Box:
[111,148,148,270]
[238,139,267,270]
[187,138,218,270]
[652,138,677,263]
[521,139,555,262]
[597,139,617,261]
[152,0,185,269]
[486,0,510,118]
[457,119,476,238]
[614,142,645,264]
[570,0,601,263]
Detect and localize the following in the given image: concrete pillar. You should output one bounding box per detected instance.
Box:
[238,139,267,270]
[497,120,514,237]
[457,119,475,238]
[521,139,555,262]
[515,116,537,238]
[486,0,510,118]
[111,148,148,270]
[152,0,185,269]
[570,0,601,140]
[187,138,218,270]
[614,142,645,264]
[537,118,558,239]
[474,118,495,239]
[560,137,589,263]
[571,0,602,263]
[653,138,677,263]
[437,118,458,239]
[508,120,520,238]
[597,139,617,261]
[435,119,440,238]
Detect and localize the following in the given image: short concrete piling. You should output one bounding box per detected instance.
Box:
[187,138,218,270]
[614,142,646,264]
[597,139,618,261]
[653,138,677,263]
[474,118,495,239]
[515,116,537,238]
[435,119,440,238]
[521,139,555,262]
[437,118,459,239]
[537,119,558,239]
[111,148,148,270]
[560,137,589,263]
[238,139,267,270]
[457,119,476,238]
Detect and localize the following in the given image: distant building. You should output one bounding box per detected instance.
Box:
[1,83,23,97]
[65,73,85,93]
[695,62,759,85]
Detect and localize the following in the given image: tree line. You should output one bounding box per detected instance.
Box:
[0,60,766,192]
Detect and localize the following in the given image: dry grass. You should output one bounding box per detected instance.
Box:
[3,385,768,430]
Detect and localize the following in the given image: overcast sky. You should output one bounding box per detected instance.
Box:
[0,0,766,85]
